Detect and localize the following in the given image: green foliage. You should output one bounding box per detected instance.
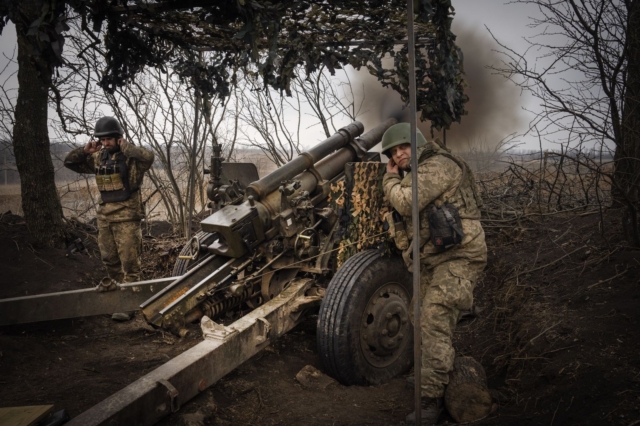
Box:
[1,0,468,132]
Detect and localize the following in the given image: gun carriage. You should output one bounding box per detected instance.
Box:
[0,119,414,425]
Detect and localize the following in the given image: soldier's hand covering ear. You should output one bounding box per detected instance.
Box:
[84,140,102,154]
[386,158,399,175]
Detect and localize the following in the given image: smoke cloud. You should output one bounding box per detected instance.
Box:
[353,25,524,152]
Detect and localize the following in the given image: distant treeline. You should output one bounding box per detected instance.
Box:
[1,142,86,185]
[0,141,614,186]
[506,149,614,162]
[0,143,19,185]
[0,140,272,185]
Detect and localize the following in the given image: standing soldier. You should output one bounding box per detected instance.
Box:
[64,117,155,301]
[382,123,487,424]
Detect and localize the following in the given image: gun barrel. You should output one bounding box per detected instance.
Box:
[259,118,398,216]
[246,122,364,200]
[200,118,398,256]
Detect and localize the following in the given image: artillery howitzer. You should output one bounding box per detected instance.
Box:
[0,119,414,425]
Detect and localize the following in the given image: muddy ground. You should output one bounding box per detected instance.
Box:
[1,209,639,425]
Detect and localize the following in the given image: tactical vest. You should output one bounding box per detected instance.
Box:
[418,147,484,213]
[95,150,135,203]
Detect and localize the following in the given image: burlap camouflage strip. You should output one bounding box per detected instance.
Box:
[329,162,390,268]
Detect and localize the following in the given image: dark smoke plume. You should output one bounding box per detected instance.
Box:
[353,26,524,152]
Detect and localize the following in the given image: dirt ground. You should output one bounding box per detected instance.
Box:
[1,208,640,425]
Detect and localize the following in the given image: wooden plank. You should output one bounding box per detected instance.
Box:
[0,405,54,426]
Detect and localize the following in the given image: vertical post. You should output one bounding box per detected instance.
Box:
[407,0,422,423]
[186,59,202,239]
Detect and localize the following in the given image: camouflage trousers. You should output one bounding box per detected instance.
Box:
[411,257,485,398]
[97,219,143,283]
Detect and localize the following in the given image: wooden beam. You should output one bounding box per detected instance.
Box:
[0,405,54,426]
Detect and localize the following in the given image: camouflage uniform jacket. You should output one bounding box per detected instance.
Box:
[64,140,155,222]
[383,142,486,269]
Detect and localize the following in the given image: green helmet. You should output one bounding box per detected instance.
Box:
[381,123,427,157]
[94,116,124,137]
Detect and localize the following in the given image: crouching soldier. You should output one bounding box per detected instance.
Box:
[382,123,487,424]
[64,117,155,302]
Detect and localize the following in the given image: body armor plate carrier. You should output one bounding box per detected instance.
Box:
[95,150,135,203]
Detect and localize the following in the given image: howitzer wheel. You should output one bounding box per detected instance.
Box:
[317,249,413,385]
[172,231,216,276]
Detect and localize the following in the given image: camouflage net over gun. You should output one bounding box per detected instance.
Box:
[329,162,392,268]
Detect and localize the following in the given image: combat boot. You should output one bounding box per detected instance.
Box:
[96,277,117,292]
[406,397,444,425]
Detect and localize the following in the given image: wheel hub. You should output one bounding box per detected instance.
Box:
[361,283,411,368]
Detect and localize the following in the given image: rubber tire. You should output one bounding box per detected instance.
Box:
[317,249,413,386]
[172,231,214,277]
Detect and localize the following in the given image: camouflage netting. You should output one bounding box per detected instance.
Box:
[1,0,468,131]
[329,162,391,268]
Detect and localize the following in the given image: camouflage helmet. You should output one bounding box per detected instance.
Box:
[94,116,124,137]
[381,123,427,157]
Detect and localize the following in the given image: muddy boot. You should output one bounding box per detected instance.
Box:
[96,277,117,292]
[406,397,444,425]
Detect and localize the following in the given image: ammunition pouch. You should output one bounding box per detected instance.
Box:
[428,202,465,249]
[95,151,135,203]
[386,210,409,250]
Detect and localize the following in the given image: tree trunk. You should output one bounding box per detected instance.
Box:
[444,356,492,423]
[615,0,640,246]
[13,0,66,247]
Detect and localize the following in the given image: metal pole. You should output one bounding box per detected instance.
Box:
[186,65,201,239]
[407,0,422,423]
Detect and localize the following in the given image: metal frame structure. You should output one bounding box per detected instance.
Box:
[0,278,174,326]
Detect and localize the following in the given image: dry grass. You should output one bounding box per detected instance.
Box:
[454,152,629,408]
[477,153,611,232]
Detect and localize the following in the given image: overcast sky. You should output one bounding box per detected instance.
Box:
[0,1,553,150]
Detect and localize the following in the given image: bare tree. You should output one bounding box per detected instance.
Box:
[11,0,66,246]
[489,0,640,245]
[237,69,364,166]
[237,76,302,167]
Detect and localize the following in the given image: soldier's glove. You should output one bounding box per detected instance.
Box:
[96,277,118,292]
